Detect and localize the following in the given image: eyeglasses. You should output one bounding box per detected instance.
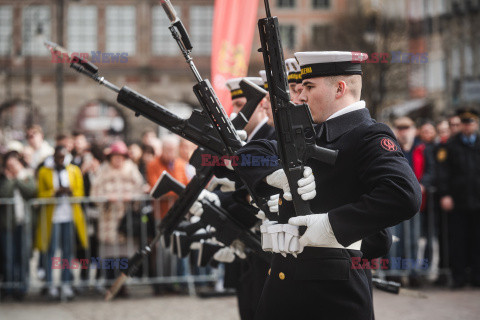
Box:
[395,125,412,130]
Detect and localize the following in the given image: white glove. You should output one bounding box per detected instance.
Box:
[236,130,247,141]
[255,210,267,221]
[230,112,238,120]
[266,167,316,201]
[267,194,280,213]
[189,190,221,217]
[266,169,291,200]
[213,247,236,263]
[231,241,247,259]
[223,158,235,170]
[189,201,203,217]
[297,167,316,200]
[207,177,236,192]
[200,189,221,206]
[288,213,338,254]
[190,215,201,223]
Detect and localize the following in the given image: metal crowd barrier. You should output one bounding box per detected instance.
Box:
[1,185,453,295]
[376,187,451,279]
[0,195,218,297]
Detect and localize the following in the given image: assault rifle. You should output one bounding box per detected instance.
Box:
[155,172,271,263]
[160,0,271,214]
[258,0,338,223]
[44,41,266,156]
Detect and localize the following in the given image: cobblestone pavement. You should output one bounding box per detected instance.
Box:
[1,287,479,320]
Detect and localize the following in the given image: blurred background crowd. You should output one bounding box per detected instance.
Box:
[1,107,479,302]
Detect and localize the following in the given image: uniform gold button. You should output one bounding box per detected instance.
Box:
[278,198,283,206]
[279,272,285,280]
[268,268,271,275]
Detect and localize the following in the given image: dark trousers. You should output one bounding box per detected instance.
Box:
[448,209,480,284]
[254,248,372,320]
[236,255,270,320]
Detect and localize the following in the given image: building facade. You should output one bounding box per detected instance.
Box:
[1,0,477,145]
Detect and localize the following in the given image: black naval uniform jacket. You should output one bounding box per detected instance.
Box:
[222,120,275,320]
[234,108,421,320]
[436,132,480,211]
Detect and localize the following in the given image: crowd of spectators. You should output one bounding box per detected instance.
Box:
[389,111,480,289]
[0,110,478,300]
[0,126,197,301]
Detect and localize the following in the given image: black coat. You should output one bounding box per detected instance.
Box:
[222,121,274,320]
[235,108,421,320]
[436,132,480,211]
[249,121,276,141]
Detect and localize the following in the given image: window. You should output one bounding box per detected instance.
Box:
[312,0,330,9]
[279,25,296,50]
[427,59,446,91]
[311,24,332,49]
[277,0,296,8]
[409,64,426,90]
[68,6,97,53]
[152,5,181,56]
[190,6,214,55]
[0,6,12,55]
[22,6,51,56]
[451,47,460,79]
[464,44,473,77]
[106,6,136,54]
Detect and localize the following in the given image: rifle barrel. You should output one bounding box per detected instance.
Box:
[160,0,178,22]
[264,0,272,17]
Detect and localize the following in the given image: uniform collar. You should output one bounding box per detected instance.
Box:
[319,107,372,143]
[326,100,366,121]
[247,117,269,142]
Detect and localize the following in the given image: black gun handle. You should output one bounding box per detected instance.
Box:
[311,145,338,166]
[179,220,206,236]
[232,79,267,129]
[150,171,185,199]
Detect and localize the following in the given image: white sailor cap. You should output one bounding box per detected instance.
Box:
[226,77,264,99]
[285,58,301,84]
[294,51,368,80]
[259,70,268,89]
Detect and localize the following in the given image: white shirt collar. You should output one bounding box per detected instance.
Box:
[247,117,269,142]
[326,100,366,121]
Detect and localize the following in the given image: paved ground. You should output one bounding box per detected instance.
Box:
[1,286,480,320]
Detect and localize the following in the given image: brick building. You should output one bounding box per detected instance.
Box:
[0,0,341,145]
[1,0,477,145]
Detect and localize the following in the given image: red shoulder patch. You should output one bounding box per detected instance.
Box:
[380,138,398,152]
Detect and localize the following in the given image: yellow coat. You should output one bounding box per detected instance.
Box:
[34,164,88,252]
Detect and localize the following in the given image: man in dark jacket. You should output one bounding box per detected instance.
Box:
[437,108,480,288]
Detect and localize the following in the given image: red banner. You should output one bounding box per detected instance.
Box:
[211,0,259,115]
